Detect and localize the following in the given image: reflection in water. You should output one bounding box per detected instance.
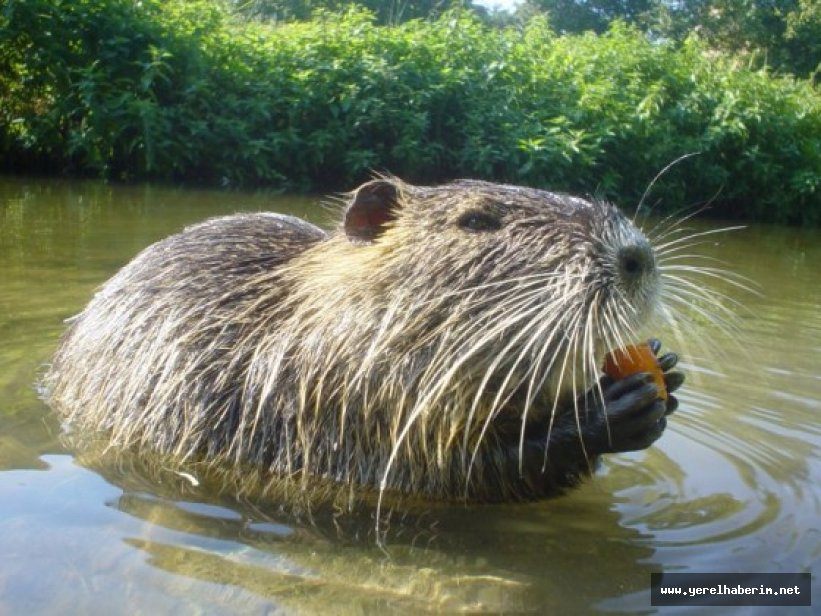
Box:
[2,455,657,613]
[0,176,818,612]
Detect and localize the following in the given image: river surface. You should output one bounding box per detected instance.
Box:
[0,176,818,614]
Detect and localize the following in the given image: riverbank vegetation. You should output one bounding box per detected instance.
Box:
[1,0,818,223]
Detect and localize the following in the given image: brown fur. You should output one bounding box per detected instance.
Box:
[46,178,669,501]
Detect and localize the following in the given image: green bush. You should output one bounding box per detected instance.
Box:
[1,0,818,223]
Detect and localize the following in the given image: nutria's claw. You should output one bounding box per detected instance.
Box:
[658,352,678,371]
[662,371,683,413]
[648,339,685,414]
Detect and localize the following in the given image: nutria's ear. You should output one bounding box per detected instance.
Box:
[344,179,400,242]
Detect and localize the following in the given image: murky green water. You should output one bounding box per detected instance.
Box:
[1,176,818,613]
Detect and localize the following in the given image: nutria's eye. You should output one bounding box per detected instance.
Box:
[457,211,502,233]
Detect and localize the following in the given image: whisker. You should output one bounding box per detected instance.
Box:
[660,264,760,295]
[634,152,701,222]
[653,225,746,253]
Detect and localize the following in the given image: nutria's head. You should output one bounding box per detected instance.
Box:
[327,177,660,390]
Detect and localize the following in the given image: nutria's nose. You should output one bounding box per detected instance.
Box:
[617,243,655,280]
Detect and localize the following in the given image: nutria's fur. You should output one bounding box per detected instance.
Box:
[45,178,685,502]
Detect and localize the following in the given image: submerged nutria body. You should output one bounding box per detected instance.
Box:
[46,178,683,501]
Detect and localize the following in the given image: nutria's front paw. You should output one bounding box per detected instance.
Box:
[585,339,684,454]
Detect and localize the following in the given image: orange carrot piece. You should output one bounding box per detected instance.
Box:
[603,343,667,400]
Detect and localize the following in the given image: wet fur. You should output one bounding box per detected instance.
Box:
[46,179,669,501]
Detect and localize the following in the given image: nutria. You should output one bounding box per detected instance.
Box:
[45,177,684,503]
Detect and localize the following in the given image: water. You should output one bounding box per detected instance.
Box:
[1,176,818,613]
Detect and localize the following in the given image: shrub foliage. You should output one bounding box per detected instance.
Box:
[1,0,818,223]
